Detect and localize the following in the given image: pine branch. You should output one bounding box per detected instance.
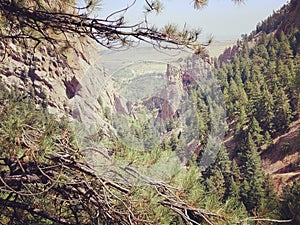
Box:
[0,0,201,51]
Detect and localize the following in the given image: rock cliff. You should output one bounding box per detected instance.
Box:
[0,35,118,137]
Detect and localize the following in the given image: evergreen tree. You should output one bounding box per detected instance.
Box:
[274,88,292,130]
[252,44,268,66]
[265,60,278,90]
[228,160,242,200]
[235,106,248,137]
[245,80,262,116]
[232,56,243,85]
[231,160,242,183]
[240,56,251,83]
[241,34,250,57]
[264,130,272,146]
[250,64,265,84]
[203,168,226,198]
[256,85,275,132]
[262,175,280,218]
[277,31,294,62]
[228,176,240,200]
[240,179,250,210]
[281,180,300,224]
[216,147,232,199]
[227,78,240,116]
[241,134,265,212]
[202,147,232,200]
[276,59,293,89]
[248,116,264,147]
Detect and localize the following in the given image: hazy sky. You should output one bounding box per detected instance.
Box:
[96,0,288,40]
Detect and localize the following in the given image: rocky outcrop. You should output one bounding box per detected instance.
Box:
[141,55,213,121]
[0,36,117,132]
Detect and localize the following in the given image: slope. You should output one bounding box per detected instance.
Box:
[215,0,300,192]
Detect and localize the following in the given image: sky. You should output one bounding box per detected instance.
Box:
[92,0,288,41]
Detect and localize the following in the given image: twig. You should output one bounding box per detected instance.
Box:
[239,217,293,224]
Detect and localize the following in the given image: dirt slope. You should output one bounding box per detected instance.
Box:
[261,118,300,192]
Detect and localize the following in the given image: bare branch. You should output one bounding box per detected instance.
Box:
[239,217,293,224]
[0,198,74,225]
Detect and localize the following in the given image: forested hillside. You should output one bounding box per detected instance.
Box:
[207,0,300,222]
[0,0,252,224]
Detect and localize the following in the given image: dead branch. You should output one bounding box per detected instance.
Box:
[238,217,293,224]
[0,198,75,225]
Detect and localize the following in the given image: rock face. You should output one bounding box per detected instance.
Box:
[0,37,117,130]
[71,57,118,138]
[141,55,213,121]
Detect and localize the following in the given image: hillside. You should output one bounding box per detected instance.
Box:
[262,118,300,192]
[250,0,300,38]
[211,0,300,219]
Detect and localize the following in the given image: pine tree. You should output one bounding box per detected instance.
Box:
[262,175,280,218]
[203,168,226,198]
[240,58,251,83]
[216,147,232,199]
[277,31,294,62]
[265,60,278,90]
[231,160,242,182]
[274,88,292,130]
[228,176,240,200]
[291,28,300,54]
[267,39,277,61]
[235,105,248,136]
[228,160,242,201]
[241,134,265,212]
[202,147,232,200]
[241,34,250,57]
[252,44,268,66]
[264,130,272,146]
[248,116,264,147]
[256,85,275,132]
[246,80,262,116]
[227,78,240,116]
[232,56,243,85]
[240,179,250,209]
[276,59,293,89]
[250,64,265,84]
[281,180,300,224]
